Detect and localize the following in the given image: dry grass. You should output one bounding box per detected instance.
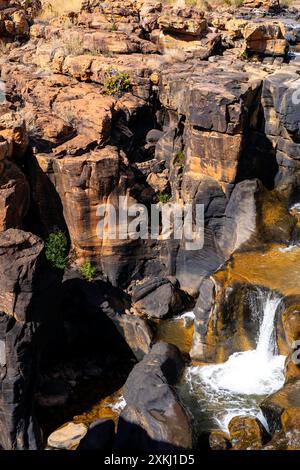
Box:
[163,0,240,8]
[39,0,83,19]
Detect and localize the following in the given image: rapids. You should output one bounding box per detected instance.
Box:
[179,290,286,432]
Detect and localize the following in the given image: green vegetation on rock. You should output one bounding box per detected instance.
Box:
[103,68,131,96]
[45,231,68,270]
[80,262,98,282]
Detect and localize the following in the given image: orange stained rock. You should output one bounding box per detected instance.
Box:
[214,245,300,298]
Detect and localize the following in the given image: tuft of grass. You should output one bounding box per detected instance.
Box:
[45,231,68,270]
[80,262,97,282]
[174,150,185,167]
[103,68,131,96]
[240,49,249,61]
[157,192,172,204]
[223,0,243,6]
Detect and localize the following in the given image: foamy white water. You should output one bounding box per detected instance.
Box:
[290,202,300,213]
[180,291,286,432]
[279,245,298,253]
[106,395,126,413]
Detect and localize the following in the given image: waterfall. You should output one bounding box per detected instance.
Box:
[181,288,286,432]
[256,292,282,357]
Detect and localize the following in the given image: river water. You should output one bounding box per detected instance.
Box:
[179,289,286,432]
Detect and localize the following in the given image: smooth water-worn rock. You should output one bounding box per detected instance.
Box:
[261,380,300,449]
[77,419,115,451]
[132,277,191,319]
[116,342,193,451]
[48,423,88,450]
[228,416,268,450]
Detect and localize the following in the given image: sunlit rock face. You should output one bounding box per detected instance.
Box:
[244,22,288,56]
[0,0,41,38]
[262,68,300,197]
[261,381,300,450]
[190,240,300,364]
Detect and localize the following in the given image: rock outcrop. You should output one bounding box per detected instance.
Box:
[261,380,300,450]
[0,0,41,39]
[0,229,46,449]
[228,416,268,450]
[132,277,191,319]
[116,342,193,451]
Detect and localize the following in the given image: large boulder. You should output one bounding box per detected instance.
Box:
[0,160,29,231]
[132,277,191,319]
[47,422,88,450]
[115,342,193,451]
[77,419,115,451]
[244,22,287,56]
[228,416,268,450]
[261,380,300,450]
[157,6,207,37]
[0,0,41,39]
[218,179,295,258]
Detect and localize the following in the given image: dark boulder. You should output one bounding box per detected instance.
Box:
[132,277,191,319]
[0,229,60,449]
[77,419,115,451]
[61,273,153,360]
[115,342,193,451]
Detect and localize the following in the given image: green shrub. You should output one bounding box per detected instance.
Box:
[103,68,131,96]
[45,232,68,270]
[157,192,172,204]
[80,262,97,282]
[174,150,185,167]
[240,49,249,61]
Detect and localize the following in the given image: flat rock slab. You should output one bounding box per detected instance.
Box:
[47,423,88,450]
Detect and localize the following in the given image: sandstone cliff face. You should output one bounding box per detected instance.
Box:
[0,113,29,231]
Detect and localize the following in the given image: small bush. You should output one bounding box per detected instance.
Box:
[157,192,172,204]
[45,232,68,270]
[80,262,97,282]
[240,50,249,61]
[174,150,185,167]
[103,68,131,97]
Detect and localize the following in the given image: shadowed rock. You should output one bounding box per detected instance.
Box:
[115,342,193,451]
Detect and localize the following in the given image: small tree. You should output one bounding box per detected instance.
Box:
[45,232,68,270]
[103,68,131,97]
[80,262,97,282]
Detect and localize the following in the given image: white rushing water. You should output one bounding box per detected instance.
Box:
[107,395,126,413]
[181,290,286,432]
